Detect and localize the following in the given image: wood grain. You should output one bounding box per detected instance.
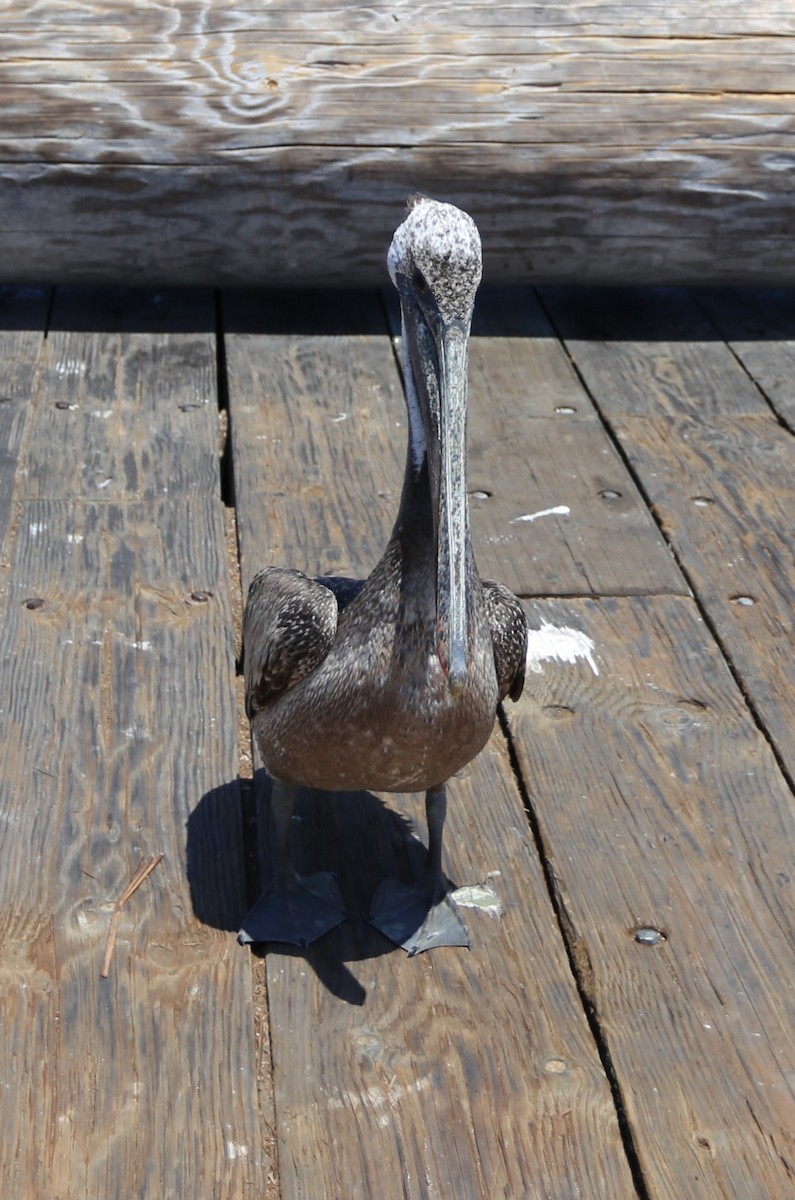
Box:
[508,594,795,1199]
[0,286,49,557]
[540,285,775,418]
[225,287,685,598]
[541,286,795,775]
[696,288,795,428]
[226,297,639,1197]
[4,265,794,1199]
[2,2,795,284]
[442,288,685,596]
[0,499,267,1199]
[26,287,219,500]
[607,414,795,770]
[0,291,269,1198]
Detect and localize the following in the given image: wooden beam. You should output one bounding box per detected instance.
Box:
[2,2,795,285]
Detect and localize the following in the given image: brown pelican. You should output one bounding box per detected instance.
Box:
[238,197,527,954]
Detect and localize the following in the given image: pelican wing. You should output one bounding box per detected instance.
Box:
[243,567,340,718]
[482,579,527,703]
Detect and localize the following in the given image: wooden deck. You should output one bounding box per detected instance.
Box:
[1,283,793,1198]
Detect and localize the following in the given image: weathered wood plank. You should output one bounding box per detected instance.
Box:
[695,288,795,428]
[541,286,795,773]
[223,289,403,587]
[0,500,265,1199]
[602,414,795,770]
[0,286,50,556]
[444,288,685,596]
[225,300,639,1197]
[508,594,795,1199]
[25,287,219,500]
[539,285,774,418]
[0,292,268,1197]
[226,287,685,598]
[2,2,795,284]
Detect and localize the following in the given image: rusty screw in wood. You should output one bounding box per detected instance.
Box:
[23,597,46,611]
[187,589,212,605]
[634,926,666,946]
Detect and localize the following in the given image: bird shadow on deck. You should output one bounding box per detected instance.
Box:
[185,779,249,934]
[187,770,428,1006]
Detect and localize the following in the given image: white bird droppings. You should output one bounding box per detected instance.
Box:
[526,622,599,676]
[510,505,571,524]
[452,882,502,919]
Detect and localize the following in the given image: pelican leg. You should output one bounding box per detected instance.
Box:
[237,778,346,947]
[369,783,471,955]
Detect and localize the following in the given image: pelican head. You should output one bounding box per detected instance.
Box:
[388,197,483,696]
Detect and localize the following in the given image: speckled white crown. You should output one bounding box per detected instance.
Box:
[388,197,482,322]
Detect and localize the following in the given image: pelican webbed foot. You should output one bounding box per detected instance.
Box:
[237,870,346,947]
[369,874,471,955]
[238,778,347,948]
[368,783,471,955]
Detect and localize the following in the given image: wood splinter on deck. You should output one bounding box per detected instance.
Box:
[100,854,165,979]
